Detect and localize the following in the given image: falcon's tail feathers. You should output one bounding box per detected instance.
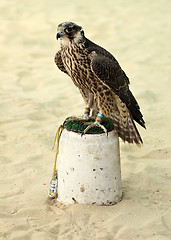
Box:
[127,90,146,129]
[112,112,143,146]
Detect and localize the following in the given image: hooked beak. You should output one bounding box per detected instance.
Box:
[56,30,65,40]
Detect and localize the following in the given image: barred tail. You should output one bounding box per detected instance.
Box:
[112,111,143,146]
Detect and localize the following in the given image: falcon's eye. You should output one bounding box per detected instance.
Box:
[65,27,72,33]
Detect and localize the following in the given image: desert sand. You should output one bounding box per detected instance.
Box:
[0,0,171,239]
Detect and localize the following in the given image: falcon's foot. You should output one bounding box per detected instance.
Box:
[81,121,108,136]
[81,113,108,136]
[63,107,96,125]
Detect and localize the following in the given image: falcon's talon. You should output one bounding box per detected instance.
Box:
[81,132,84,137]
[81,121,108,136]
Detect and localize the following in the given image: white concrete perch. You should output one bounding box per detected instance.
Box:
[57,128,122,205]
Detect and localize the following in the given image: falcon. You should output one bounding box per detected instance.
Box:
[55,22,145,145]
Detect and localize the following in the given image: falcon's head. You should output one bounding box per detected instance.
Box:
[56,22,85,44]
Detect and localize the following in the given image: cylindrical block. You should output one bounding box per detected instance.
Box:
[57,129,122,205]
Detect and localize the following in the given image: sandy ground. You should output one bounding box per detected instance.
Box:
[0,0,171,239]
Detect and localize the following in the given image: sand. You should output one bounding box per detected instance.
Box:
[0,0,171,239]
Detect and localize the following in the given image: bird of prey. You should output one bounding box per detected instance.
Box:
[55,22,145,145]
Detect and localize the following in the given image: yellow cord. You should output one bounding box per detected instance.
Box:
[52,125,64,180]
[48,124,64,198]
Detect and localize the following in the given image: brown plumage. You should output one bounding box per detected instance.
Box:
[55,22,145,145]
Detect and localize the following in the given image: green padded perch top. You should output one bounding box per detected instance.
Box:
[63,117,114,134]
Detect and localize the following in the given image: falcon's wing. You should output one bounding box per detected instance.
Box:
[54,50,69,75]
[90,51,145,128]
